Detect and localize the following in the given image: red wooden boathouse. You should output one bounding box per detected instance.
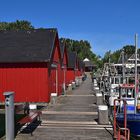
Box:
[0,29,61,103]
[66,52,77,85]
[59,40,68,93]
[76,60,84,77]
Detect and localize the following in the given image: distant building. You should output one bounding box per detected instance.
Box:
[59,40,68,93]
[66,52,77,84]
[83,58,96,72]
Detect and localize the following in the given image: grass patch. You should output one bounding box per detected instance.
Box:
[0,114,5,138]
[0,113,25,138]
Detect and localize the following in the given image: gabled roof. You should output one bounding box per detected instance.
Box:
[60,40,66,60]
[59,40,68,66]
[128,53,140,61]
[84,61,95,67]
[83,58,89,62]
[78,60,85,70]
[67,52,77,69]
[0,29,58,63]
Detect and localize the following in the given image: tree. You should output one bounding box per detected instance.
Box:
[123,45,135,58]
[60,37,103,68]
[102,50,111,63]
[102,45,135,64]
[0,20,34,30]
[0,22,9,30]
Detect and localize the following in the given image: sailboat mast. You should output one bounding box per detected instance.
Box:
[134,34,138,114]
[122,49,125,84]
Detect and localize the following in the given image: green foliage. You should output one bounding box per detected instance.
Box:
[0,114,5,138]
[102,50,111,63]
[0,113,26,138]
[60,38,103,68]
[0,22,9,30]
[102,45,135,64]
[0,20,34,30]
[112,50,122,62]
[123,45,135,57]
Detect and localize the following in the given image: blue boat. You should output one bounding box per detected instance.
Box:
[115,85,140,137]
[117,108,140,137]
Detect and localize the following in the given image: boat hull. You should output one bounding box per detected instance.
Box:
[117,113,140,136]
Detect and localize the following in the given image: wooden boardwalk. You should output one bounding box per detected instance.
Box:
[16,76,113,140]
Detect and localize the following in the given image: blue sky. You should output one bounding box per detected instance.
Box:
[0,0,140,57]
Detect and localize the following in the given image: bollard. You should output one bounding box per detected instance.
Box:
[72,82,76,89]
[75,79,79,87]
[94,86,99,93]
[93,79,97,84]
[62,83,66,95]
[50,93,57,104]
[98,105,109,124]
[94,83,98,86]
[94,86,99,90]
[3,92,15,140]
[68,84,72,91]
[96,93,103,105]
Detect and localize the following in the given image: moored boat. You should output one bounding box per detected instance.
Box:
[116,34,140,137]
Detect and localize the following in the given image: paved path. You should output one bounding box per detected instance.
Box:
[16,76,113,140]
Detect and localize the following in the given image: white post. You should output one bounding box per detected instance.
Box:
[135,34,138,114]
[3,92,15,140]
[122,49,126,84]
[63,67,66,92]
[56,67,58,94]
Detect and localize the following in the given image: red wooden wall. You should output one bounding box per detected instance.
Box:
[0,35,62,103]
[58,63,62,96]
[48,68,57,98]
[49,36,62,96]
[0,63,49,102]
[66,69,75,85]
[59,48,67,94]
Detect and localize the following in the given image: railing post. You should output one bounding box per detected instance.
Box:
[124,100,127,138]
[127,128,130,140]
[117,129,120,140]
[113,99,129,140]
[114,99,117,138]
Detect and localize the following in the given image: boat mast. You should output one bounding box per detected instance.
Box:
[134,34,138,114]
[122,49,125,84]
